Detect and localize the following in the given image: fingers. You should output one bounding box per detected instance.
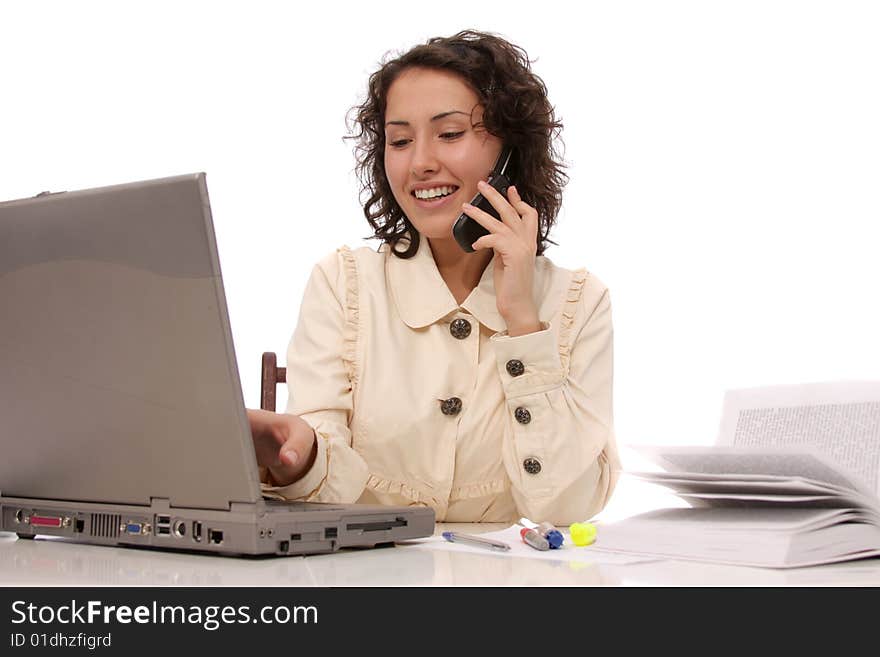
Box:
[461,200,507,236]
[278,417,316,468]
[279,445,299,466]
[507,185,539,234]
[471,233,499,252]
[252,411,315,469]
[462,183,538,237]
[473,180,521,229]
[465,184,539,253]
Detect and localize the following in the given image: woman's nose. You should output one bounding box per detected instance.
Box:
[410,140,439,176]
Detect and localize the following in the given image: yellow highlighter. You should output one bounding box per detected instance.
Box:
[569,521,597,547]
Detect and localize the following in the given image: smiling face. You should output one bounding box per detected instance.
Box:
[383,67,503,244]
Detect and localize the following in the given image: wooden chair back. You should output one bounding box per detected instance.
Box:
[260,352,286,412]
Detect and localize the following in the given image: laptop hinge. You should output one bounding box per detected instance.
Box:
[149,498,171,512]
[149,498,262,513]
[229,501,262,513]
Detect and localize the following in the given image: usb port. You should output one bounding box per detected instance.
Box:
[156,515,171,526]
[156,525,171,536]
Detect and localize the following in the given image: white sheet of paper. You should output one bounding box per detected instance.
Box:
[404,525,658,565]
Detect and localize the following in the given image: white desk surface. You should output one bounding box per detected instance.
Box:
[2,522,879,587]
[3,473,879,586]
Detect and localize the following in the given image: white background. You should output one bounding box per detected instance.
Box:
[3,0,878,455]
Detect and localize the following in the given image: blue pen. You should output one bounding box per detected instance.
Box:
[441,531,511,552]
[536,522,565,549]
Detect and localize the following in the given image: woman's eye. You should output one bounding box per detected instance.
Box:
[388,139,410,148]
[440,131,465,140]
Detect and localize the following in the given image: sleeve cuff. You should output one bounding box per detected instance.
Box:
[490,321,565,397]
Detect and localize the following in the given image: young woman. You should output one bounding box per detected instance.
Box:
[247,30,619,524]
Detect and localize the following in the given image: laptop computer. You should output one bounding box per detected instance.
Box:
[0,173,434,556]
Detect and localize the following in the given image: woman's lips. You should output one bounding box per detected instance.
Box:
[411,188,460,210]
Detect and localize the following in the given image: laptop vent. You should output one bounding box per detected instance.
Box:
[90,513,121,538]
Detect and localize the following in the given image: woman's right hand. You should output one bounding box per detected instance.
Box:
[246,409,318,487]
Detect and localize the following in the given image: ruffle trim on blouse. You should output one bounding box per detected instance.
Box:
[365,475,509,508]
[558,268,587,374]
[337,246,360,386]
[449,478,508,502]
[260,487,286,501]
[365,474,444,508]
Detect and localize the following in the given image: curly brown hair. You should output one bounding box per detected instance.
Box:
[346,29,567,258]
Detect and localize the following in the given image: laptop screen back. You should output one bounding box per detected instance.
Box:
[0,174,262,510]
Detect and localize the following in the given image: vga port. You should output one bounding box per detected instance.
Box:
[123,522,147,535]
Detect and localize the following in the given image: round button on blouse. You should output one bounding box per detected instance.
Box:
[505,359,525,377]
[514,407,532,424]
[523,458,542,475]
[440,397,463,416]
[449,318,472,340]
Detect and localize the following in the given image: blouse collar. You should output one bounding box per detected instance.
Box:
[386,235,508,333]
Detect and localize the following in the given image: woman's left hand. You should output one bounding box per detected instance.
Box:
[464,181,542,336]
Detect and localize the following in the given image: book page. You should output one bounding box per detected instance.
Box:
[636,446,869,495]
[677,493,848,508]
[601,506,857,532]
[717,381,880,495]
[632,472,839,495]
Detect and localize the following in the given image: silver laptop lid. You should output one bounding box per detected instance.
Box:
[0,174,262,509]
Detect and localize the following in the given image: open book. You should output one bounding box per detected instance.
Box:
[596,381,880,568]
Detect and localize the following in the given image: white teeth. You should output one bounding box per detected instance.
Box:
[414,186,456,200]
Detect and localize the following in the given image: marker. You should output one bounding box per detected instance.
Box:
[536,521,564,549]
[441,531,511,552]
[569,522,597,547]
[520,527,550,551]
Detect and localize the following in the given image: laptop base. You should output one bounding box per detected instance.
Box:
[1,496,434,556]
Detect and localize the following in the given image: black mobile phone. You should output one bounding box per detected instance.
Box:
[452,146,514,253]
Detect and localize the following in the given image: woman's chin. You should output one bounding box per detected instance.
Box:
[407,214,459,241]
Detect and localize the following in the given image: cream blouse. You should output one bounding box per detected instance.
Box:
[262,236,620,524]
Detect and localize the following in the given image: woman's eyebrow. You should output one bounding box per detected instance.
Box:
[384,110,469,127]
